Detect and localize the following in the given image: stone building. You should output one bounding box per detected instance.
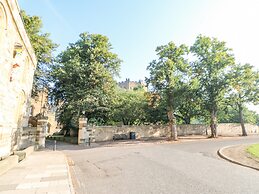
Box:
[30,89,58,135]
[0,0,37,158]
[118,78,147,91]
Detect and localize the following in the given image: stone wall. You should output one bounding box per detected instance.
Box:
[89,123,259,142]
[217,123,258,136]
[30,90,58,135]
[0,0,37,158]
[18,127,37,150]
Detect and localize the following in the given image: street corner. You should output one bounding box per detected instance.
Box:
[218,144,259,171]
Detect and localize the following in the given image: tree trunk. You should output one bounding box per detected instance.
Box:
[238,104,247,136]
[184,117,191,124]
[167,110,178,141]
[210,109,218,138]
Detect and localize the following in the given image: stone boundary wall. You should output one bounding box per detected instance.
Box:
[18,127,37,150]
[89,123,259,142]
[217,123,258,136]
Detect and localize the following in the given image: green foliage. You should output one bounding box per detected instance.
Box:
[147,42,189,94]
[218,106,259,124]
[144,92,168,124]
[146,42,189,110]
[50,32,121,129]
[228,63,259,106]
[109,89,148,125]
[21,10,57,95]
[226,63,259,135]
[146,42,189,139]
[173,77,204,124]
[190,35,235,112]
[190,35,235,137]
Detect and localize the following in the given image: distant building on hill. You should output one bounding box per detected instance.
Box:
[118,78,147,91]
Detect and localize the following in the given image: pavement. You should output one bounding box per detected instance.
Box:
[59,135,259,194]
[218,144,259,171]
[0,150,74,194]
[0,136,258,194]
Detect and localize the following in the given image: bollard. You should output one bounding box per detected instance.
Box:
[88,137,91,147]
[53,140,57,151]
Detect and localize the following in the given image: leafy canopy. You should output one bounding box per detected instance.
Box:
[190,35,235,112]
[21,10,57,94]
[50,32,121,128]
[228,63,259,107]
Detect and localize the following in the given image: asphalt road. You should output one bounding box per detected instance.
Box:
[48,136,259,194]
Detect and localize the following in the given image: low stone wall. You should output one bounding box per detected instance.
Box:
[217,123,258,136]
[48,136,78,144]
[89,123,258,142]
[18,127,37,150]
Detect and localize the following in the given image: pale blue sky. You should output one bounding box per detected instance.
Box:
[20,0,259,113]
[19,0,259,81]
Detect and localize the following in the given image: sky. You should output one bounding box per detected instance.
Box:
[19,0,259,112]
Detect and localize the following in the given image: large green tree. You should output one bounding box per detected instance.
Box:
[173,77,203,124]
[227,63,259,136]
[146,42,189,140]
[50,32,121,129]
[110,89,148,125]
[190,35,235,137]
[21,10,57,95]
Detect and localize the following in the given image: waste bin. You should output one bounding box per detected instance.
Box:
[129,132,136,140]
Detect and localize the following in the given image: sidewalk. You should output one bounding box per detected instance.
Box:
[0,150,74,194]
[218,144,259,171]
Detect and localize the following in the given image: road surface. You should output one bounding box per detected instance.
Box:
[48,136,259,194]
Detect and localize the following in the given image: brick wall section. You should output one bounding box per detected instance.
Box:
[89,124,259,142]
[0,0,37,158]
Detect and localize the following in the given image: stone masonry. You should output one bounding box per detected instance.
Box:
[0,0,37,158]
[88,123,259,142]
[30,89,58,135]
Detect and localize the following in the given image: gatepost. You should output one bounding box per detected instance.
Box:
[78,118,88,144]
[36,118,48,148]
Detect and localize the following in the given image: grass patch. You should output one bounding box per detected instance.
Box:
[247,144,259,158]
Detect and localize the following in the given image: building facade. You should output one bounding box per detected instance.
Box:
[30,89,58,135]
[118,78,147,91]
[0,0,37,158]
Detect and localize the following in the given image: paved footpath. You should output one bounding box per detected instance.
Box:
[219,144,259,170]
[0,150,74,194]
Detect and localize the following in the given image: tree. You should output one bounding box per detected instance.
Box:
[145,92,168,124]
[146,42,189,140]
[110,89,148,125]
[227,64,259,136]
[21,10,57,95]
[190,35,235,138]
[50,32,121,129]
[173,78,203,124]
[218,105,259,125]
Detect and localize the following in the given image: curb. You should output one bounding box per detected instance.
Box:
[217,145,259,171]
[64,154,76,194]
